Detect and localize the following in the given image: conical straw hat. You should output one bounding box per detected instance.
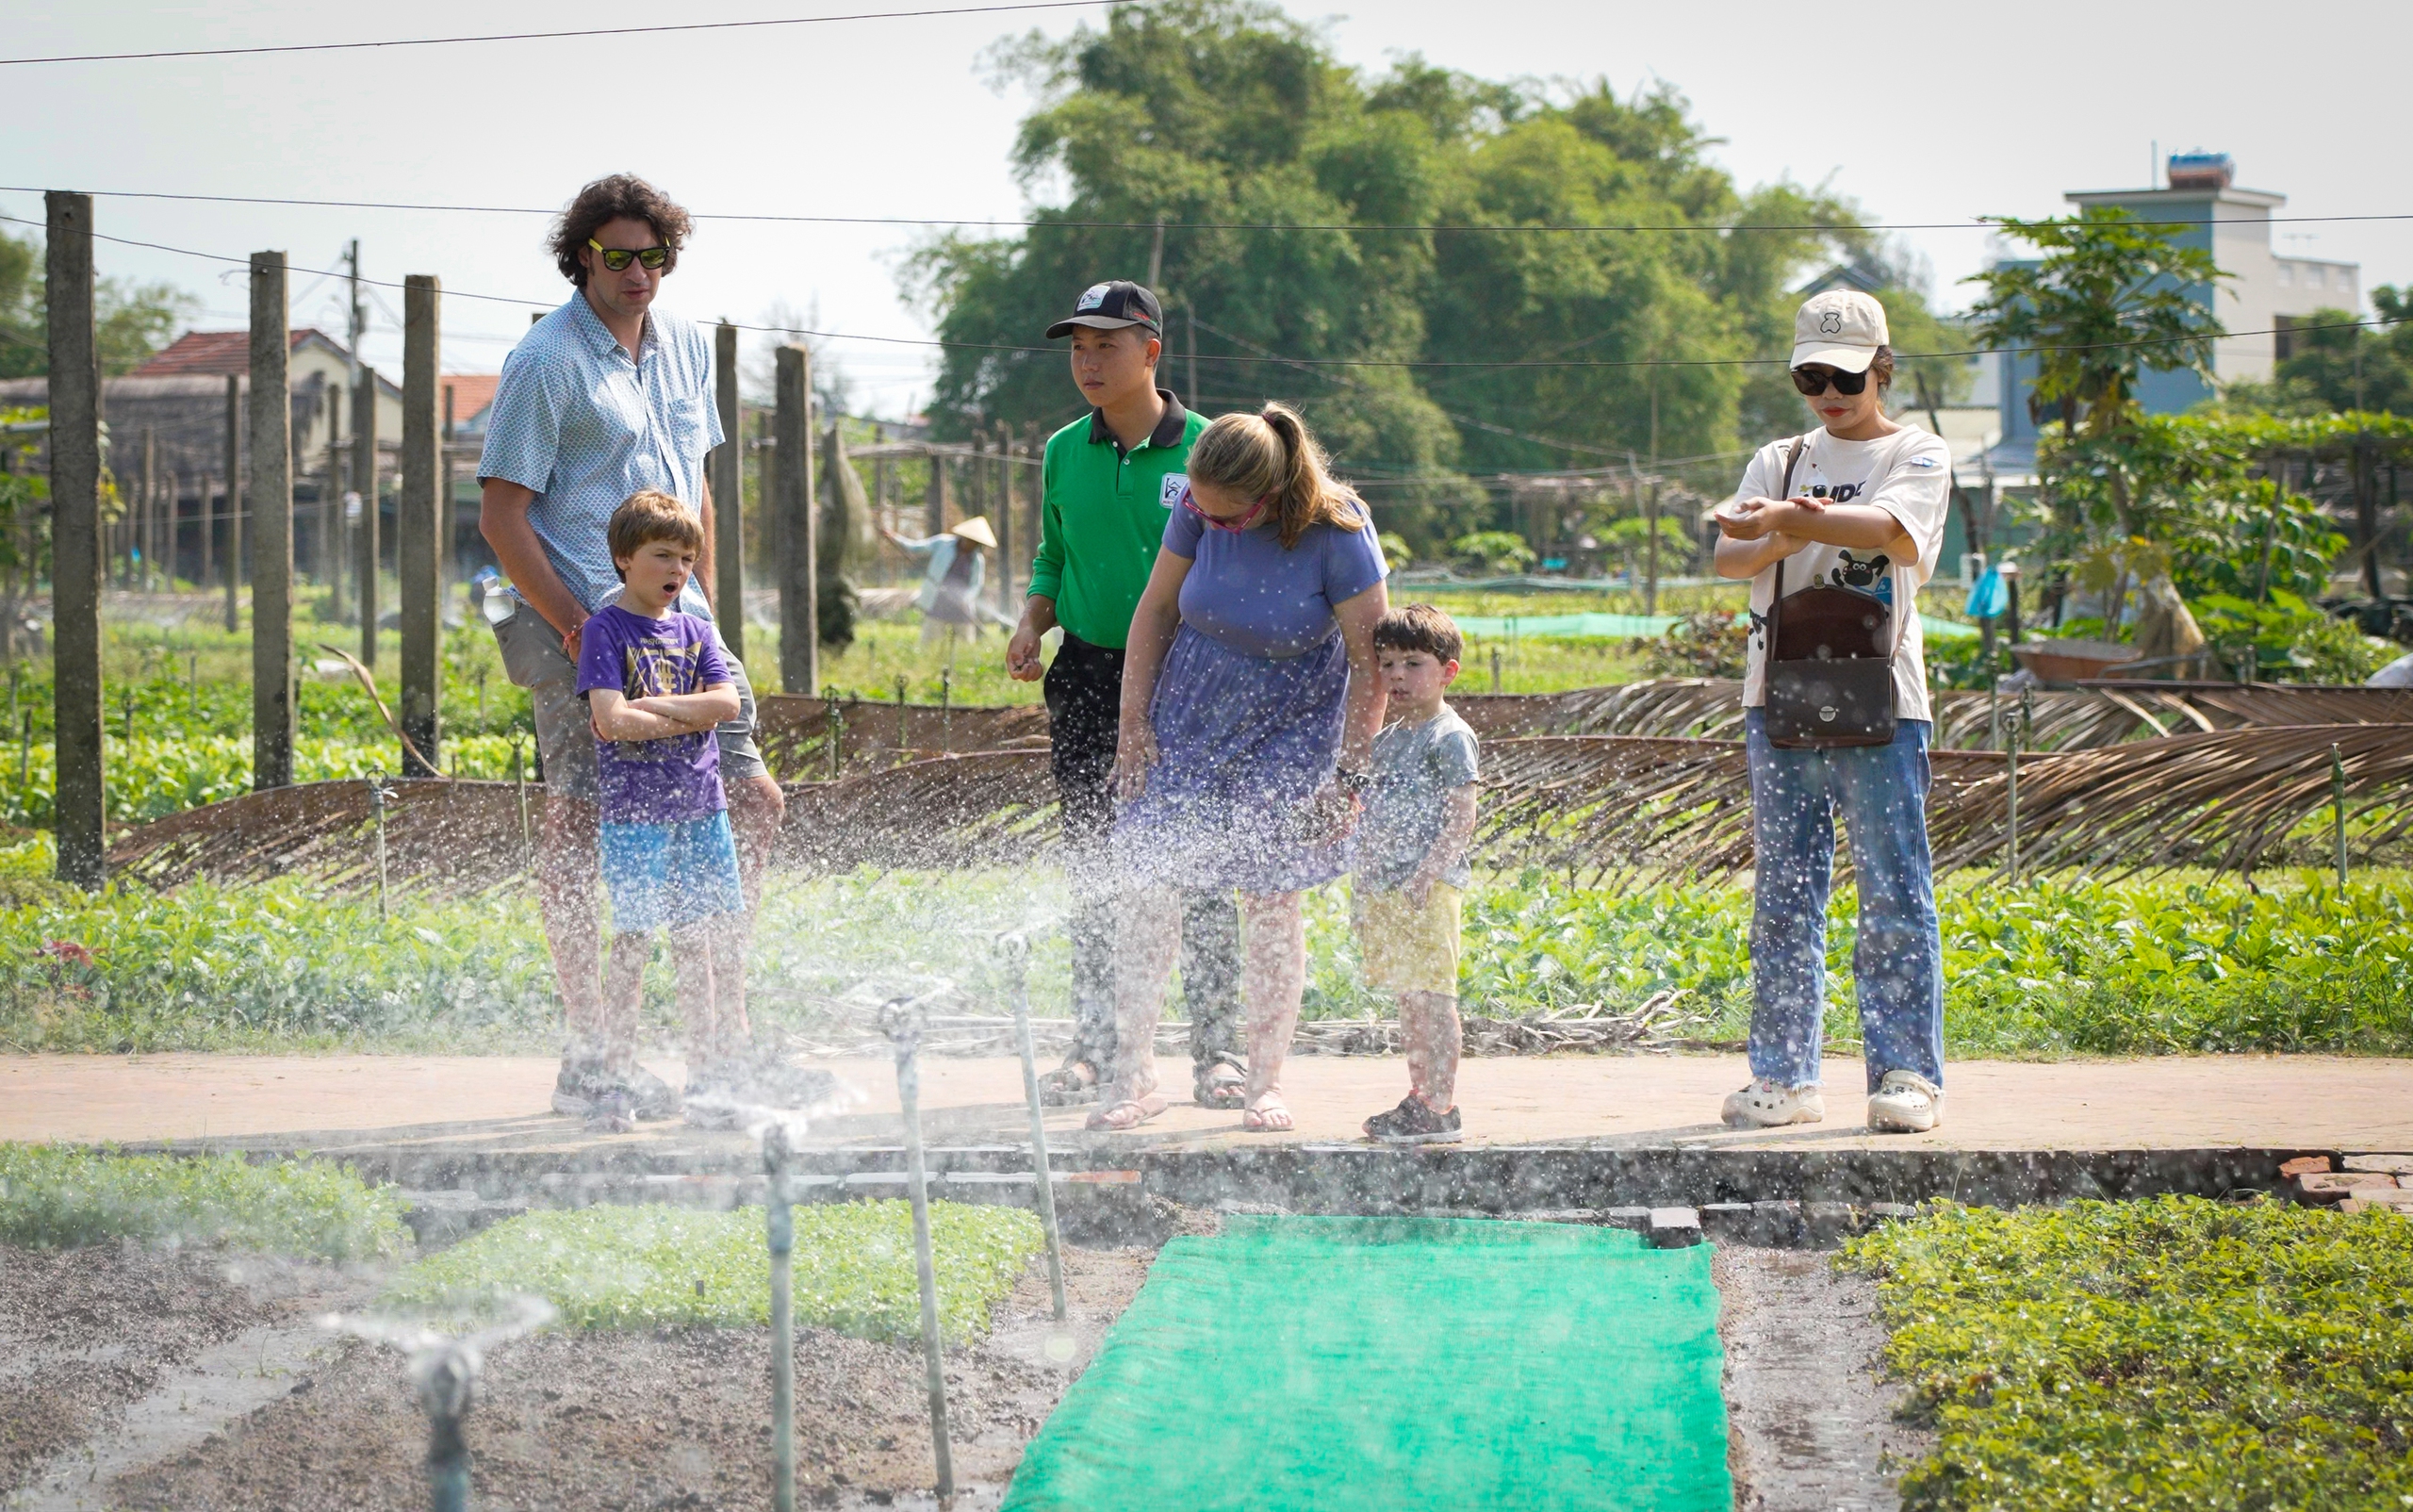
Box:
[948,516,998,550]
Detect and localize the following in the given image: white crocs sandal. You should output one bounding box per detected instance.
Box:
[1720,1078,1826,1129]
[1866,1070,1944,1133]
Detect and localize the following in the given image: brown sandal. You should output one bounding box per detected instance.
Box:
[1240,1093,1294,1133]
[1193,1062,1248,1110]
[1085,1092,1173,1132]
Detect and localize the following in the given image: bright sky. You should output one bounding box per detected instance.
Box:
[7,0,2406,419]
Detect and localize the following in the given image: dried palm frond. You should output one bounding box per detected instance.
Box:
[774,749,1059,874]
[1926,722,2413,876]
[755,694,1050,777]
[109,778,533,894]
[1471,735,1756,882]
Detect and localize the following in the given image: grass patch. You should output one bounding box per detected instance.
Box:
[0,1143,410,1259]
[382,1201,1043,1341]
[1841,1197,2413,1511]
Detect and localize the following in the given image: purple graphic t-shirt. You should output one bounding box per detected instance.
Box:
[575,604,732,824]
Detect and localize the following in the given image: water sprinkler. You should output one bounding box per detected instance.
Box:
[999,931,1067,1322]
[320,1294,555,1512]
[878,988,956,1500]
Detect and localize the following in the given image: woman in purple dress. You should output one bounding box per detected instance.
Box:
[1091,404,1389,1132]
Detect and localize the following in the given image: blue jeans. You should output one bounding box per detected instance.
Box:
[1743,710,1944,1092]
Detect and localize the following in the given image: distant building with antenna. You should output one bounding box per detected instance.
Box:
[1987,152,2362,476]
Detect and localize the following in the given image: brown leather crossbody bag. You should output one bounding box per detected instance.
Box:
[1761,436,1905,749]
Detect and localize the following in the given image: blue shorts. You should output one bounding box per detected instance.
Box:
[599,811,745,936]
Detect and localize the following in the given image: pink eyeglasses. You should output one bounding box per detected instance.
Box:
[1178,485,1273,534]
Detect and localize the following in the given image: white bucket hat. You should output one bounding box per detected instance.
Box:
[1791,290,1890,373]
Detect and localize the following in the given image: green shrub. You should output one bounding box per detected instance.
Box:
[382,1201,1042,1340]
[1841,1197,2413,1511]
[0,1143,409,1259]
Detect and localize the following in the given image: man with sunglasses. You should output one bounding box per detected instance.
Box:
[1711,288,1952,1137]
[479,173,792,1124]
[1005,280,1248,1111]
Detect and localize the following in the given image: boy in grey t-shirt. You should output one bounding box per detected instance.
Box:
[1354,605,1481,1145]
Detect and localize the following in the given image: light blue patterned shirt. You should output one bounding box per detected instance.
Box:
[478,293,724,617]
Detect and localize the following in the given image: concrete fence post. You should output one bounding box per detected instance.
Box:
[250,252,296,792]
[774,344,816,696]
[355,365,380,666]
[45,191,106,890]
[400,275,441,776]
[714,321,745,661]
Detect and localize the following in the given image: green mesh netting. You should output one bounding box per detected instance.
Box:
[1003,1216,1732,1511]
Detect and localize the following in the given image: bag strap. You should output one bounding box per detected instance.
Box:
[1768,436,1808,642]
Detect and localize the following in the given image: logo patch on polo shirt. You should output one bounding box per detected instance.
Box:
[1160,472,1188,509]
[1076,283,1111,312]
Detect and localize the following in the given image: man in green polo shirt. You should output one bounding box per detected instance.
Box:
[1008,280,1244,1109]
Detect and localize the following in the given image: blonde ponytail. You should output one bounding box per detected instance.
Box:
[1188,403,1367,549]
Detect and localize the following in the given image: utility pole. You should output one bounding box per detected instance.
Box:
[1148,215,1165,289]
[399,275,441,776]
[714,320,745,659]
[250,251,297,792]
[223,374,242,633]
[323,381,345,618]
[140,428,157,590]
[1187,307,1198,405]
[355,364,379,666]
[774,345,817,697]
[46,191,106,890]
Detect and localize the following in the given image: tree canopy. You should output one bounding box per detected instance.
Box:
[2225,287,2413,418]
[0,222,197,380]
[908,0,1896,549]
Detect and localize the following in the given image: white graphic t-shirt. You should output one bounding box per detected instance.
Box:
[1732,426,1952,722]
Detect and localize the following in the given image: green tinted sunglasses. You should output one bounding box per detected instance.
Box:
[588,238,669,272]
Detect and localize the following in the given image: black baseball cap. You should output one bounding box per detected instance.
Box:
[1045,280,1162,339]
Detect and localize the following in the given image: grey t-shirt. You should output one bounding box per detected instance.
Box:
[1356,704,1481,891]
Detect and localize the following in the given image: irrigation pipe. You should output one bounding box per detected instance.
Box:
[880,988,957,1500]
[763,1119,798,1512]
[1000,931,1068,1322]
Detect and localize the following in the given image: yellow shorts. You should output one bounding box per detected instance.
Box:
[1354,880,1463,998]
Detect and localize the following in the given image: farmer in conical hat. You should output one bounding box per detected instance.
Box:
[880,514,1003,654]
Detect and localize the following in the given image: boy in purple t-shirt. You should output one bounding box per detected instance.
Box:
[575,490,750,1127]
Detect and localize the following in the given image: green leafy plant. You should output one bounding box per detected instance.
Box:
[1841,1196,2413,1511]
[383,1201,1042,1340]
[0,1144,409,1258]
[1628,609,1748,679]
[1448,531,1537,576]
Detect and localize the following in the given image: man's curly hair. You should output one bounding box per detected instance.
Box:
[548,174,693,287]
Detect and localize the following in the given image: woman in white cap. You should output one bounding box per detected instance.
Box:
[882,515,1001,654]
[1710,289,1952,1135]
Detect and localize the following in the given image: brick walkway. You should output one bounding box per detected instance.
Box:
[7,1051,2410,1155]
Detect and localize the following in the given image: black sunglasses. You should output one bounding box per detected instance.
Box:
[588,238,669,272]
[1791,365,1869,396]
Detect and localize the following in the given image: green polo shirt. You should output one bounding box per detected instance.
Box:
[1026,389,1205,649]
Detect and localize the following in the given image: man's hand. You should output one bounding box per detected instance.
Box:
[1008,619,1045,682]
[560,615,588,663]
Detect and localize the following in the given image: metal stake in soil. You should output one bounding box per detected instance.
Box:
[320,1296,553,1512]
[825,687,843,781]
[366,773,396,920]
[880,993,956,1499]
[1002,933,1068,1322]
[2332,740,2350,890]
[763,1120,798,1512]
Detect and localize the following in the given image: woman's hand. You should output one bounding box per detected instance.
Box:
[1304,781,1362,845]
[1113,716,1159,801]
[1714,494,1824,542]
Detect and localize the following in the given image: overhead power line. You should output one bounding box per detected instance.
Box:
[0,1,1108,67]
[7,211,2402,373]
[8,184,2410,238]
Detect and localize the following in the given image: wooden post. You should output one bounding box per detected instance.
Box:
[1644,479,1661,616]
[714,321,745,660]
[774,344,817,697]
[994,429,1014,613]
[45,191,106,890]
[250,252,297,792]
[925,442,946,536]
[399,276,441,777]
[322,382,344,615]
[140,429,157,589]
[223,373,242,632]
[2356,433,2383,601]
[355,365,380,666]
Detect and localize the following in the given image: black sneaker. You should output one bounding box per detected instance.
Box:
[735,1058,844,1114]
[1362,1096,1463,1145]
[682,1065,746,1131]
[551,1060,681,1123]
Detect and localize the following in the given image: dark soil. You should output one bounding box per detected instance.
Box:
[105,1241,1154,1510]
[0,1241,365,1499]
[1714,1245,1935,1512]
